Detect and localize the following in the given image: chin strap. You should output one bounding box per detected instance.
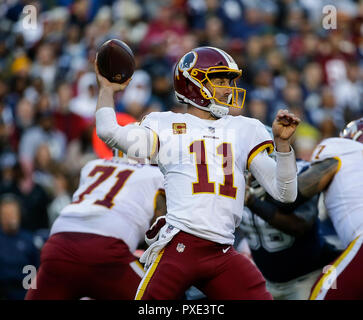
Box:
[175,91,229,118]
[177,70,231,118]
[353,131,363,141]
[209,103,229,118]
[189,102,229,118]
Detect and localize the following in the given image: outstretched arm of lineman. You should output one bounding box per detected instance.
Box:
[245,192,315,237]
[297,158,339,198]
[250,110,301,203]
[94,58,157,159]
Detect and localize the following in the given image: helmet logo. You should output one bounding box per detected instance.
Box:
[340,118,363,144]
[178,51,197,72]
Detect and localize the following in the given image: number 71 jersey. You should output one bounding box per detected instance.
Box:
[140,111,273,245]
[51,158,164,252]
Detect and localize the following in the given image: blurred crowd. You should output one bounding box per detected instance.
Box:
[0,0,362,299]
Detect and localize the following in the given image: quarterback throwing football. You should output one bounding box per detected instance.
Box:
[95,46,300,299]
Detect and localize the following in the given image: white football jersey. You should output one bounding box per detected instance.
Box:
[311,137,363,247]
[50,158,164,252]
[140,111,273,244]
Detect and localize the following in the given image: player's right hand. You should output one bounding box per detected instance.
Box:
[94,55,131,93]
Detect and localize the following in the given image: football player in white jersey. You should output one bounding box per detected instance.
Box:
[292,118,363,300]
[94,46,300,299]
[25,148,165,300]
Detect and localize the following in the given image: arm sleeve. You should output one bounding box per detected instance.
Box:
[95,108,158,158]
[249,148,298,203]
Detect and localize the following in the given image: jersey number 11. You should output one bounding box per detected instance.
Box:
[190,140,237,199]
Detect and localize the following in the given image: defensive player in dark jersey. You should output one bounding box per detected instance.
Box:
[238,159,342,299]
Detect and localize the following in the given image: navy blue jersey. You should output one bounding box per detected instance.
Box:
[238,160,341,283]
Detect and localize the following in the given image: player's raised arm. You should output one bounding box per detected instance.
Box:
[94,58,157,159]
[249,109,300,203]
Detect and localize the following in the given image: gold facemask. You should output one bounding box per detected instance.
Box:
[190,66,246,109]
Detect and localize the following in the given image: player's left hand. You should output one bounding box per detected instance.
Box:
[272,109,300,141]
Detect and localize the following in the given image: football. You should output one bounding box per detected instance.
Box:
[96,39,135,84]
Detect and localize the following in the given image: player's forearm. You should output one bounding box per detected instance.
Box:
[96,108,156,158]
[247,195,311,237]
[96,87,115,112]
[273,138,291,153]
[250,149,297,203]
[298,158,339,198]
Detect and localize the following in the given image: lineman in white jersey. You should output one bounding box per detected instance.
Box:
[310,138,363,248]
[295,118,363,300]
[52,156,164,252]
[26,152,165,300]
[95,46,300,299]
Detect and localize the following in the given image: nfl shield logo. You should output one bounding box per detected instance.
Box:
[166,225,174,233]
[176,243,185,253]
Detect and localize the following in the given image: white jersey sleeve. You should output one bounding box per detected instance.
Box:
[247,120,298,203]
[245,120,274,170]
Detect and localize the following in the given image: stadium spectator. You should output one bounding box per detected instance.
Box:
[69,71,98,120]
[0,194,40,300]
[30,43,59,93]
[64,125,97,178]
[333,61,363,124]
[47,169,72,227]
[118,70,152,119]
[0,161,51,232]
[53,82,89,143]
[18,110,67,170]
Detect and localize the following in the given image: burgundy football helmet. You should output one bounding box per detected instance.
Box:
[174,46,246,118]
[340,117,363,143]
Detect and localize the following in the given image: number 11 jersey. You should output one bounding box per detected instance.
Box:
[140,111,273,245]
